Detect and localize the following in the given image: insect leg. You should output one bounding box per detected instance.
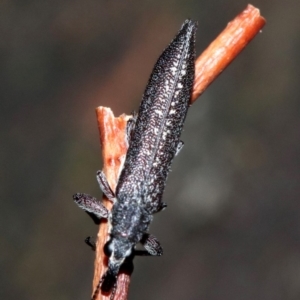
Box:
[126,111,138,145]
[85,236,96,251]
[92,280,101,300]
[136,234,163,256]
[147,200,167,214]
[156,202,167,213]
[73,193,108,222]
[91,275,117,300]
[96,170,116,202]
[175,140,184,156]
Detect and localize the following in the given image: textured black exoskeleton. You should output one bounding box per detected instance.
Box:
[73,19,197,299]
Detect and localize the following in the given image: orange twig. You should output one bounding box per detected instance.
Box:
[93,108,129,300]
[93,5,265,300]
[192,4,266,102]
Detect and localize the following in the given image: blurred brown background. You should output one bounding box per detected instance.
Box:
[1,0,300,299]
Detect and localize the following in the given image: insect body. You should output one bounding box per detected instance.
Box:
[73,19,197,298]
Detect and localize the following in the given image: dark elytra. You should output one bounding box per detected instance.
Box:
[73,19,197,299]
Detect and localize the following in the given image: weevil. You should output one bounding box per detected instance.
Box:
[73,19,197,299]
